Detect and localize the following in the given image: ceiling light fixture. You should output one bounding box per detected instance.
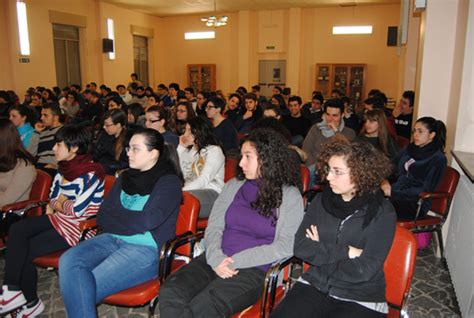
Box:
[201,0,228,28]
[332,26,373,35]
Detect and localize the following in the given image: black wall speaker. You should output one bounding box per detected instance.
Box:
[102,39,114,53]
[387,26,398,46]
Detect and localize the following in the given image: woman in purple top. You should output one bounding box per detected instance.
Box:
[159,128,305,318]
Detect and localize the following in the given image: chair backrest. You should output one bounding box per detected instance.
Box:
[103,175,116,199]
[224,157,239,182]
[29,169,53,216]
[395,136,410,150]
[384,226,417,310]
[430,166,460,217]
[175,192,200,255]
[299,165,310,194]
[30,169,53,202]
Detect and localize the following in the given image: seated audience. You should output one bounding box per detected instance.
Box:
[145,106,179,147]
[126,103,145,127]
[106,96,127,113]
[392,90,415,140]
[206,97,238,154]
[358,109,398,161]
[0,118,36,209]
[184,87,197,110]
[282,96,312,147]
[9,105,38,155]
[235,93,263,134]
[342,96,361,133]
[302,99,356,183]
[178,116,225,218]
[59,128,182,318]
[171,101,196,136]
[251,84,268,106]
[271,93,287,116]
[302,93,324,125]
[271,140,395,318]
[116,84,132,104]
[60,91,80,118]
[381,117,447,220]
[93,109,128,175]
[35,104,64,176]
[0,125,105,317]
[224,93,242,127]
[159,128,304,317]
[195,91,210,116]
[0,91,13,118]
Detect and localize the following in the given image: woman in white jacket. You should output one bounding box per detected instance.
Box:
[177,116,225,217]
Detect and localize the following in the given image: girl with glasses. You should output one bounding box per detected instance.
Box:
[271,140,395,318]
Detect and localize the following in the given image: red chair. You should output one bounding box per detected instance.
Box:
[385,226,417,317]
[32,175,116,269]
[398,166,460,258]
[100,192,200,317]
[395,136,410,150]
[299,165,310,206]
[224,157,239,183]
[1,169,52,217]
[1,169,52,243]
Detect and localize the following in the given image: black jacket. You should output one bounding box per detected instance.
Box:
[294,193,396,302]
[92,131,129,175]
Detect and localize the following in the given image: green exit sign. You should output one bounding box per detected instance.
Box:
[19,57,30,63]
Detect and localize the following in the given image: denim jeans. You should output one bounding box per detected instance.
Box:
[58,233,158,318]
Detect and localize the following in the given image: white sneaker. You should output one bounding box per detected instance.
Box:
[0,285,26,314]
[9,299,44,318]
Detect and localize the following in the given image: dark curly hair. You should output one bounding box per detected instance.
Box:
[317,140,391,196]
[236,128,301,223]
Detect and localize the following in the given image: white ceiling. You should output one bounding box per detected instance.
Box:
[102,0,400,17]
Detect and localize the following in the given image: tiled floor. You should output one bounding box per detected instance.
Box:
[0,241,461,317]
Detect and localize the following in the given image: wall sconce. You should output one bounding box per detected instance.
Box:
[184,31,216,40]
[107,18,115,60]
[332,26,373,35]
[16,1,30,56]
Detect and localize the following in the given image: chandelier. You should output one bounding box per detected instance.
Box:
[201,0,228,27]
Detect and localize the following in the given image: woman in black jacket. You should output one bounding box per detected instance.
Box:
[93,109,129,175]
[271,140,396,318]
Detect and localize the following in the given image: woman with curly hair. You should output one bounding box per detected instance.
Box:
[271,140,395,318]
[177,116,225,218]
[160,128,305,317]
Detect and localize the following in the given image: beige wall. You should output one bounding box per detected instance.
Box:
[416,0,469,157]
[299,4,401,100]
[158,12,240,94]
[1,1,405,101]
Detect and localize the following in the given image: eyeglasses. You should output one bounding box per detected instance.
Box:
[125,146,142,154]
[324,166,350,177]
[206,105,216,110]
[146,118,161,123]
[103,123,116,128]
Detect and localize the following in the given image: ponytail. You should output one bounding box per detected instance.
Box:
[435,120,447,152]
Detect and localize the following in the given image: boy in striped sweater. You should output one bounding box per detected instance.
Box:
[0,125,105,317]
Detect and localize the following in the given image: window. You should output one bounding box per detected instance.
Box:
[52,24,81,87]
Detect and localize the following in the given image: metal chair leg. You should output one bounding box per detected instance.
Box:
[435,228,444,259]
[148,296,159,318]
